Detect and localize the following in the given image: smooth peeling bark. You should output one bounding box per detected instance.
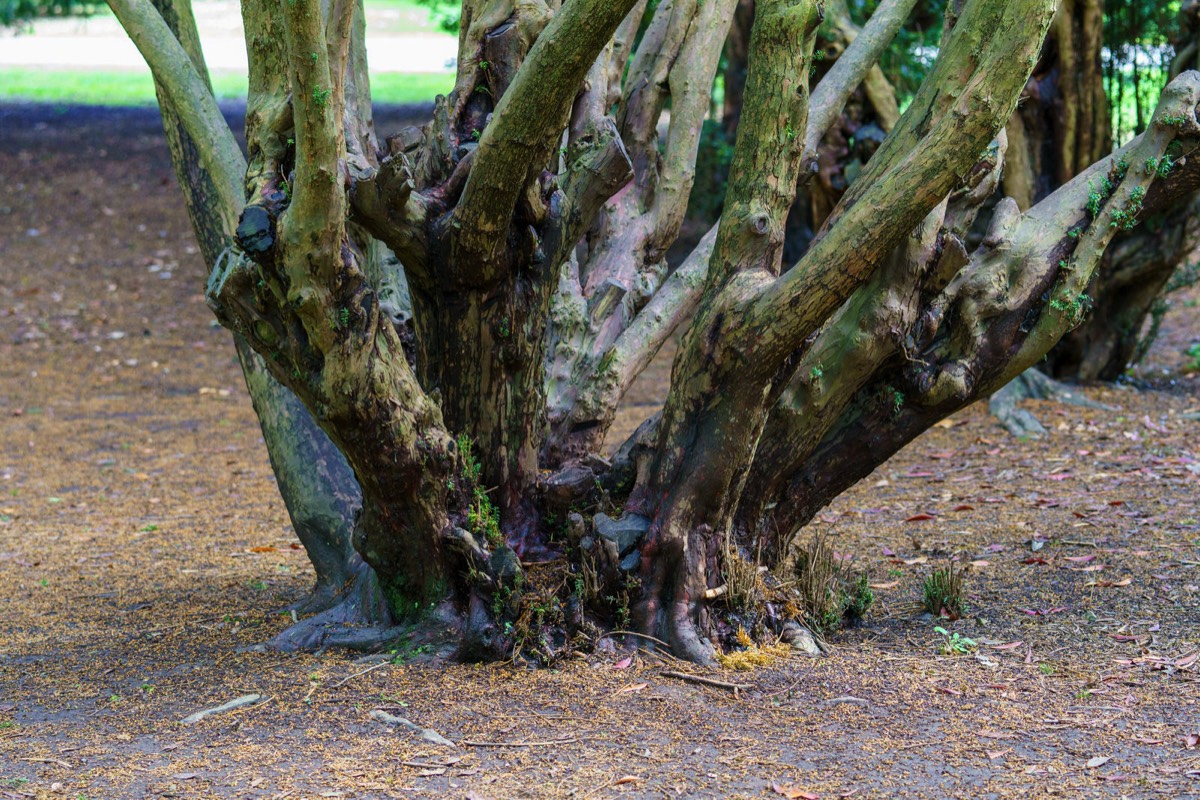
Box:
[543,0,738,463]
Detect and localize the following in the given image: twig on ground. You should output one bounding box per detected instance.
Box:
[20,756,72,768]
[180,693,264,725]
[369,709,456,748]
[329,660,391,688]
[605,630,676,651]
[459,737,578,747]
[659,670,751,693]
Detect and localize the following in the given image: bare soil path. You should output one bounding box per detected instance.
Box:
[1,103,1198,799]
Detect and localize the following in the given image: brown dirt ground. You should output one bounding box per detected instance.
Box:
[1,103,1198,800]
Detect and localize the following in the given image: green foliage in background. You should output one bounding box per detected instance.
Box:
[1,0,103,27]
[414,0,459,33]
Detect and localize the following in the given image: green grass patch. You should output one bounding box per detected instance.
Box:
[0,67,452,107]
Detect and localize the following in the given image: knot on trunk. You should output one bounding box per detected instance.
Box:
[236,205,277,262]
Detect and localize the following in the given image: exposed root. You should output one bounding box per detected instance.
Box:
[282,582,344,618]
[262,560,396,652]
[989,367,1114,438]
[662,599,718,667]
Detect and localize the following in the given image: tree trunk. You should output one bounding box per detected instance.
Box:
[142,0,387,648]
[722,0,755,138]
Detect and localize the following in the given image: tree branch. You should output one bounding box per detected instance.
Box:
[451,0,641,277]
[105,0,244,215]
[803,0,916,168]
[646,0,739,257]
[739,0,1056,378]
[280,0,346,264]
[916,71,1200,404]
[749,70,1200,547]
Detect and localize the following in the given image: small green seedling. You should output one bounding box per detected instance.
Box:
[934,626,977,655]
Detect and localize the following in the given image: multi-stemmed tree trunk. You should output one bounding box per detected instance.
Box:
[109,0,1200,663]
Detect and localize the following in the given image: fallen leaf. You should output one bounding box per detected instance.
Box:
[902,556,929,565]
[249,546,277,553]
[1185,734,1199,750]
[1176,652,1198,669]
[905,513,936,522]
[992,641,1024,650]
[1064,555,1096,563]
[986,749,1010,760]
[1085,577,1132,588]
[772,784,820,800]
[1085,756,1111,769]
[969,560,990,568]
[868,581,899,590]
[613,776,641,786]
[174,772,199,780]
[418,769,446,777]
[612,656,632,670]
[614,683,648,695]
[953,504,975,512]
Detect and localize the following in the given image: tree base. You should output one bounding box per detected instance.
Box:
[260,560,398,652]
[988,368,1113,438]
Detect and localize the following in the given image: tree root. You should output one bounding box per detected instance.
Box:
[989,368,1114,438]
[662,600,717,667]
[260,560,398,652]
